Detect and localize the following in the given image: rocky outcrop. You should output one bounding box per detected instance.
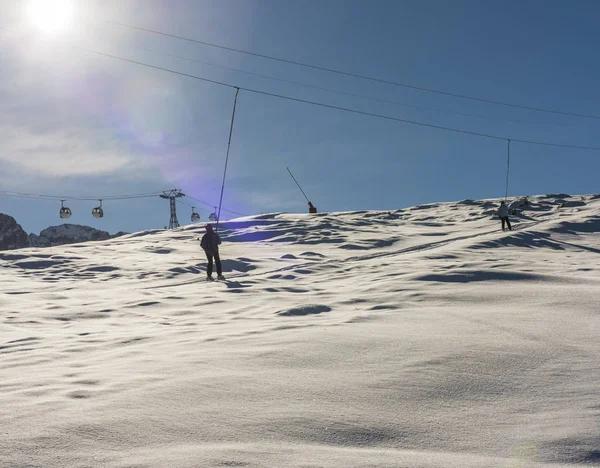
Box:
[29,224,114,247]
[0,214,129,251]
[0,214,31,250]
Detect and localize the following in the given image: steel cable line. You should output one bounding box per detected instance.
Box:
[102,19,600,120]
[1,26,599,151]
[245,88,600,151]
[176,197,200,212]
[0,190,247,216]
[127,44,551,127]
[185,195,247,217]
[179,193,246,217]
[0,25,557,126]
[176,198,195,208]
[0,190,163,201]
[59,43,600,150]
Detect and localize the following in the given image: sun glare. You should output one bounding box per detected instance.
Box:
[27,0,74,35]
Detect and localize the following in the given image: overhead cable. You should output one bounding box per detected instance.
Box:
[102,19,600,120]
[0,190,247,216]
[1,26,599,151]
[0,190,163,201]
[185,195,247,217]
[67,44,600,151]
[132,44,550,126]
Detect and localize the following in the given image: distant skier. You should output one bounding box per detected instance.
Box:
[200,223,224,281]
[498,200,512,231]
[308,201,317,214]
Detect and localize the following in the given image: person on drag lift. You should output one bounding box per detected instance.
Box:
[200,223,225,281]
[498,200,512,232]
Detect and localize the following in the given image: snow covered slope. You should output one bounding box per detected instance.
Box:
[2,194,600,467]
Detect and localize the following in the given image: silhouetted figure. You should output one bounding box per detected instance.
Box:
[498,200,512,231]
[200,223,224,280]
[308,201,317,214]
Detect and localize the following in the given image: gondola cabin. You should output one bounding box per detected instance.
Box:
[92,200,103,219]
[59,201,72,219]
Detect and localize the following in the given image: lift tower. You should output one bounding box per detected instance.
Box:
[160,189,185,229]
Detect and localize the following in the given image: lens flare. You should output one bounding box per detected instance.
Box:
[27,0,74,35]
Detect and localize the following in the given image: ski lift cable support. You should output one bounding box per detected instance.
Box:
[216,87,240,232]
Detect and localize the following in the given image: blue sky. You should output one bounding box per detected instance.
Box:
[1,0,599,235]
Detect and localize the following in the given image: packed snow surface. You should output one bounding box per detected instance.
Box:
[2,195,600,467]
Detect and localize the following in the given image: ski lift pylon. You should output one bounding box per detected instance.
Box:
[92,199,104,219]
[59,200,72,219]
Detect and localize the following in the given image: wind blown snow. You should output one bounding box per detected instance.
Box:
[2,194,600,467]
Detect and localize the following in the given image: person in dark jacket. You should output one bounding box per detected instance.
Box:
[200,223,224,281]
[498,200,512,231]
[308,201,317,214]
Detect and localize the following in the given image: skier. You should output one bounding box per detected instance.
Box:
[308,201,317,214]
[200,223,224,281]
[498,200,512,231]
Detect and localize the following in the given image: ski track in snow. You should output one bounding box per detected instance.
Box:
[2,194,600,467]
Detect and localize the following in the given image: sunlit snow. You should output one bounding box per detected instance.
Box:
[2,194,600,467]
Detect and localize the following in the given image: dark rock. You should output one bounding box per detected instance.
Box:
[30,224,113,247]
[0,214,31,251]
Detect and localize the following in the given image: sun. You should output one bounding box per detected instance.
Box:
[27,0,75,35]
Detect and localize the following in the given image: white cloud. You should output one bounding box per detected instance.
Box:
[0,124,148,178]
[0,27,239,192]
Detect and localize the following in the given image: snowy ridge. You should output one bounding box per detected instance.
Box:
[2,194,600,467]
